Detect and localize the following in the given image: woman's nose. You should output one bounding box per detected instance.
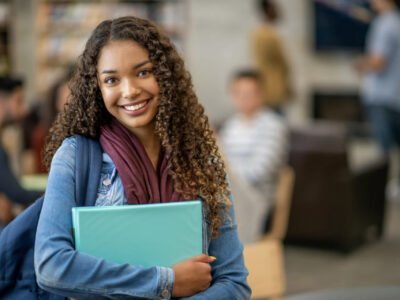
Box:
[122,79,141,99]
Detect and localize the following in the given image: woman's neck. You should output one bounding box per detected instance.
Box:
[131,125,161,170]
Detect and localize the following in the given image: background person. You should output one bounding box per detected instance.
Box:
[355,0,400,200]
[252,0,293,111]
[0,76,42,228]
[219,69,288,244]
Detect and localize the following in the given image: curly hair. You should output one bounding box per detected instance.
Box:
[44,16,230,239]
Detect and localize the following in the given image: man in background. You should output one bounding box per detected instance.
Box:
[219,70,288,244]
[356,0,400,154]
[355,0,400,199]
[0,77,42,227]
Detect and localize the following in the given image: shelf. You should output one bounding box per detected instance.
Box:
[34,0,188,95]
[0,2,9,75]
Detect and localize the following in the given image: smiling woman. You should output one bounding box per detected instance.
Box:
[97,40,161,161]
[34,16,251,300]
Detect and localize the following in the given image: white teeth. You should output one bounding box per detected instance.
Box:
[124,101,147,111]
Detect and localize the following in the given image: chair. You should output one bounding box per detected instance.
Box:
[286,124,388,252]
[244,239,285,300]
[243,166,295,300]
[263,166,295,240]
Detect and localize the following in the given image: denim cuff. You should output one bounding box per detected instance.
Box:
[156,266,174,299]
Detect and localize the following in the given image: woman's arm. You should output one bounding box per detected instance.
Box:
[34,137,174,300]
[179,198,251,300]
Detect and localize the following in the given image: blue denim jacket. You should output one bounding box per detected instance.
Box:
[34,137,251,300]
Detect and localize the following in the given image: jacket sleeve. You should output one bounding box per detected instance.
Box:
[179,198,251,300]
[34,137,174,300]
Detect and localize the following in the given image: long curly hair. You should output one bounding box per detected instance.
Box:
[44,16,230,239]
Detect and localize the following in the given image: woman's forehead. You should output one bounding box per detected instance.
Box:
[97,40,150,72]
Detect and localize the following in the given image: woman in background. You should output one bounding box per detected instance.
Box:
[252,0,293,111]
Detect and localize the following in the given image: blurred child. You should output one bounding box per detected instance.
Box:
[220,69,288,244]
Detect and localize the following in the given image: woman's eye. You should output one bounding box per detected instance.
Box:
[138,69,152,78]
[104,77,118,84]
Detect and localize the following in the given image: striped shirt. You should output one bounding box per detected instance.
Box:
[220,109,288,197]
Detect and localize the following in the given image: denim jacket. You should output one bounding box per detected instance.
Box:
[34,136,251,300]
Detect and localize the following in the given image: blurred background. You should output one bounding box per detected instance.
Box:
[0,0,399,299]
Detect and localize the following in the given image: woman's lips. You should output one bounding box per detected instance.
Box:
[119,99,151,116]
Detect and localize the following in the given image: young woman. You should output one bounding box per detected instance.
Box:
[34,16,250,299]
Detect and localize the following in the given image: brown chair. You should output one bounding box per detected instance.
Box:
[244,166,295,300]
[286,123,388,252]
[263,166,295,241]
[244,239,285,300]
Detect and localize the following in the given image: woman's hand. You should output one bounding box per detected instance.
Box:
[172,254,215,297]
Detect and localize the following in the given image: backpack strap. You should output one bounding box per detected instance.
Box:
[75,135,102,207]
[0,135,103,300]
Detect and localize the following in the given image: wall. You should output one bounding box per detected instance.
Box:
[187,0,363,125]
[186,0,257,125]
[10,0,37,103]
[11,0,363,124]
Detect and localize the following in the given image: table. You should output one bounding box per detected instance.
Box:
[283,286,400,300]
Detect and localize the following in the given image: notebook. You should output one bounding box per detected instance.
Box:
[72,200,203,268]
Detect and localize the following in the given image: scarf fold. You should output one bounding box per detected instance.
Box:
[99,120,182,204]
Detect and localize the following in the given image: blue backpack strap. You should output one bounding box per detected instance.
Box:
[75,135,102,207]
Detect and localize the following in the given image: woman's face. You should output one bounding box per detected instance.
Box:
[97,40,160,135]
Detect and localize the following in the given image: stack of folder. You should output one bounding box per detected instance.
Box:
[72,200,203,268]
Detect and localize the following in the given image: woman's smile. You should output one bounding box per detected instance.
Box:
[119,98,152,116]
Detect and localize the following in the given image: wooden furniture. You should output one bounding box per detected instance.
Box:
[264,166,295,241]
[244,239,285,300]
[286,124,388,252]
[244,166,295,300]
[20,175,48,191]
[283,286,400,300]
[0,2,10,74]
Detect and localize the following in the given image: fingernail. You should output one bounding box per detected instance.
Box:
[209,256,217,262]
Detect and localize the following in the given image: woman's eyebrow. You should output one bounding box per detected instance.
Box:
[100,69,117,75]
[100,60,151,75]
[133,60,151,69]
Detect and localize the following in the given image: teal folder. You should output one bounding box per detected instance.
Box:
[72,200,203,268]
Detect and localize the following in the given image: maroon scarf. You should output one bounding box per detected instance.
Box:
[99,120,182,204]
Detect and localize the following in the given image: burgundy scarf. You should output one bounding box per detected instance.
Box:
[99,120,182,204]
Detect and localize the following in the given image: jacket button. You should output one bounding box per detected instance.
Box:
[161,288,170,298]
[103,178,111,186]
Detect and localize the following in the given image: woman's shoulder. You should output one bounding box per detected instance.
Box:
[53,135,96,166]
[57,135,79,153]
[50,136,78,169]
[58,135,99,151]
